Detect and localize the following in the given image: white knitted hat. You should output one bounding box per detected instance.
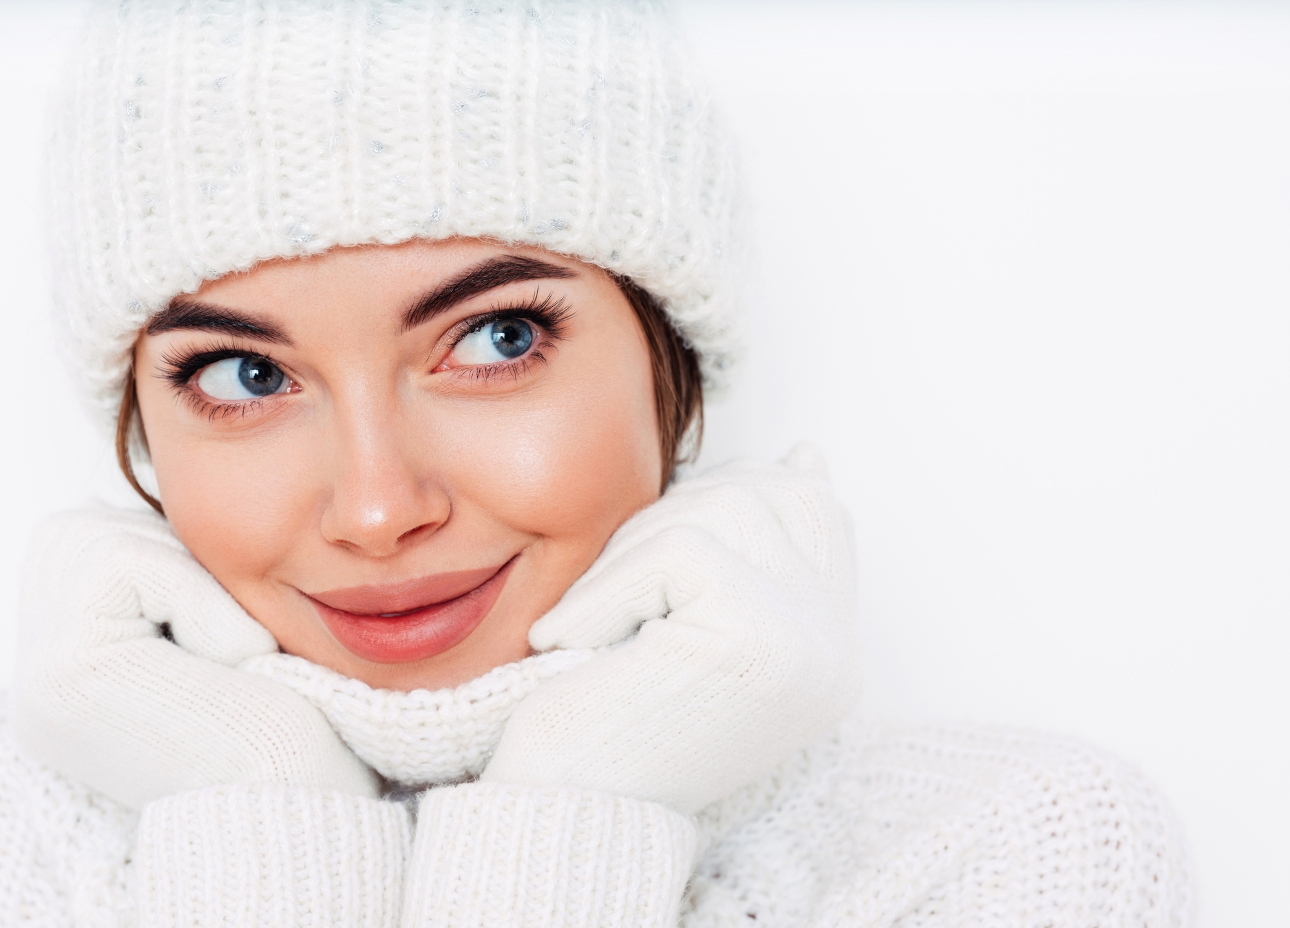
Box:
[49,0,742,429]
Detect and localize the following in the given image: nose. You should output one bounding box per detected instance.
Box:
[319,393,449,558]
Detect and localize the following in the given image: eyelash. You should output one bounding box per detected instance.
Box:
[442,292,572,383]
[157,341,275,421]
[156,293,573,418]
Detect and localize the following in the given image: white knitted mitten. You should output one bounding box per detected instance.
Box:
[12,507,378,809]
[482,444,861,815]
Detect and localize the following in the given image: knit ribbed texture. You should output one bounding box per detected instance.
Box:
[0,695,1193,927]
[0,695,137,925]
[243,648,595,786]
[403,782,696,928]
[135,783,411,928]
[686,718,1195,927]
[49,0,743,428]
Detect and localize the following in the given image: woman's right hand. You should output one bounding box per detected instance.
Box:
[12,507,378,810]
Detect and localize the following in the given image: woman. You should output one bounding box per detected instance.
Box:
[1,2,1191,925]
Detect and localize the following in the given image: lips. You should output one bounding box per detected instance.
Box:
[307,559,516,664]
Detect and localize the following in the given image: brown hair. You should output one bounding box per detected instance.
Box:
[116,276,705,512]
[116,371,164,513]
[614,275,705,490]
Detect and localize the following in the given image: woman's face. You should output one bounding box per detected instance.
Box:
[134,239,662,690]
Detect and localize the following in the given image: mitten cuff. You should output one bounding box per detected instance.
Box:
[403,782,697,928]
[135,783,411,928]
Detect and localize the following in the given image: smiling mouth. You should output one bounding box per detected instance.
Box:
[306,558,517,664]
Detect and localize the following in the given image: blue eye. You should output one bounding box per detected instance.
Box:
[451,318,535,365]
[196,356,288,400]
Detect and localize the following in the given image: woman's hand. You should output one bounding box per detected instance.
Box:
[12,507,378,809]
[482,444,861,815]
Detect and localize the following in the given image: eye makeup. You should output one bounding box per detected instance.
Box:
[152,291,575,420]
[154,340,297,421]
[436,292,573,383]
[158,342,272,391]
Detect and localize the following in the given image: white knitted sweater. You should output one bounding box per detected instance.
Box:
[0,650,1193,927]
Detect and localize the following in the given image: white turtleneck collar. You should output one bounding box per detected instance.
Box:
[241,649,595,789]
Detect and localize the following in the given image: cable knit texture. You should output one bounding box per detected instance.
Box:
[49,0,743,428]
[0,690,1193,926]
[243,649,595,786]
[135,784,411,927]
[404,782,696,927]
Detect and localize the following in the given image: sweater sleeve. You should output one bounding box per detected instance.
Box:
[0,693,139,926]
[134,783,412,928]
[684,720,1194,927]
[401,782,697,928]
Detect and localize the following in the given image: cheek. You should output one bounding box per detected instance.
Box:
[146,420,313,600]
[433,348,661,554]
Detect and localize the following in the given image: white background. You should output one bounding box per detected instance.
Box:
[2,3,1287,925]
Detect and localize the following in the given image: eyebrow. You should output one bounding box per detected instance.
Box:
[146,300,293,345]
[144,253,576,343]
[402,254,577,331]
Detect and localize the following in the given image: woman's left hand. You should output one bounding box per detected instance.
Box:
[481,444,861,815]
